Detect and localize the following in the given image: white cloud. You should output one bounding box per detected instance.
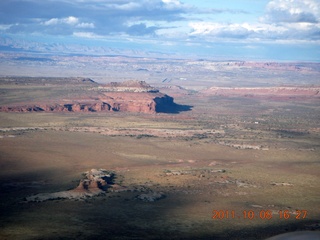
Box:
[0,0,189,37]
[264,0,320,23]
[1,0,319,47]
[0,24,12,30]
[43,16,79,26]
[189,22,286,38]
[42,16,94,29]
[43,18,59,26]
[188,21,320,43]
[162,0,182,8]
[73,31,100,38]
[188,0,320,43]
[64,16,79,25]
[104,2,141,11]
[101,0,185,12]
[162,0,179,3]
[76,22,95,29]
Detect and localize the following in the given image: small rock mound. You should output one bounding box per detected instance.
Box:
[26,169,115,202]
[74,169,115,193]
[136,192,165,202]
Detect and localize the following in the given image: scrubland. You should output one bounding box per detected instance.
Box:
[0,76,319,239]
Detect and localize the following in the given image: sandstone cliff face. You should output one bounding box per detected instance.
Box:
[0,102,111,113]
[0,80,176,114]
[0,94,174,113]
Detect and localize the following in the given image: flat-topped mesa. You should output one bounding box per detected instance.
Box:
[96,80,159,93]
[0,79,177,114]
[0,77,98,85]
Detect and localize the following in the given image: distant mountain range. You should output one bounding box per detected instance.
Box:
[0,36,174,58]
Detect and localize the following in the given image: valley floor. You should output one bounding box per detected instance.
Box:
[0,88,319,239]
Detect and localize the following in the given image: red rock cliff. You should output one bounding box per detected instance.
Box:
[0,79,176,114]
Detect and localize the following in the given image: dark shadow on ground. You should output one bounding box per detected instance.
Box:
[156,103,193,114]
[1,168,319,240]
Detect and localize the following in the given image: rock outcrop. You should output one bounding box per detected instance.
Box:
[26,169,115,202]
[0,94,174,113]
[25,169,166,203]
[0,79,176,114]
[136,192,165,202]
[96,80,159,93]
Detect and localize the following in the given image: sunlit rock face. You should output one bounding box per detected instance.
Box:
[0,80,176,114]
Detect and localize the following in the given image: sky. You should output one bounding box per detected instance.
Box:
[0,0,319,61]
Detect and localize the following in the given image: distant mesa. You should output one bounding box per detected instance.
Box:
[0,78,191,114]
[201,86,320,100]
[0,76,98,85]
[94,80,159,93]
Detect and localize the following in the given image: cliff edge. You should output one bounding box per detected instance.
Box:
[0,78,177,114]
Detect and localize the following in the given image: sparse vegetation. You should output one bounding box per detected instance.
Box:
[0,76,319,239]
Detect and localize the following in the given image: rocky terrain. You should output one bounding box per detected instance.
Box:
[96,80,159,93]
[0,73,319,239]
[224,61,320,72]
[201,86,320,100]
[0,78,178,114]
[26,169,115,202]
[0,93,174,114]
[2,53,320,89]
[25,168,165,203]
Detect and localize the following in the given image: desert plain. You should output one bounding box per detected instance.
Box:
[0,59,319,240]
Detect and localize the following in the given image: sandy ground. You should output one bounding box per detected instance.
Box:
[0,80,319,239]
[0,124,319,239]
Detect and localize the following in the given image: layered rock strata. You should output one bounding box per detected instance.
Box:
[0,94,174,113]
[0,80,175,114]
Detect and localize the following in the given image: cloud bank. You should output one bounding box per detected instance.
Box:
[0,0,189,36]
[189,0,320,43]
[0,0,319,60]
